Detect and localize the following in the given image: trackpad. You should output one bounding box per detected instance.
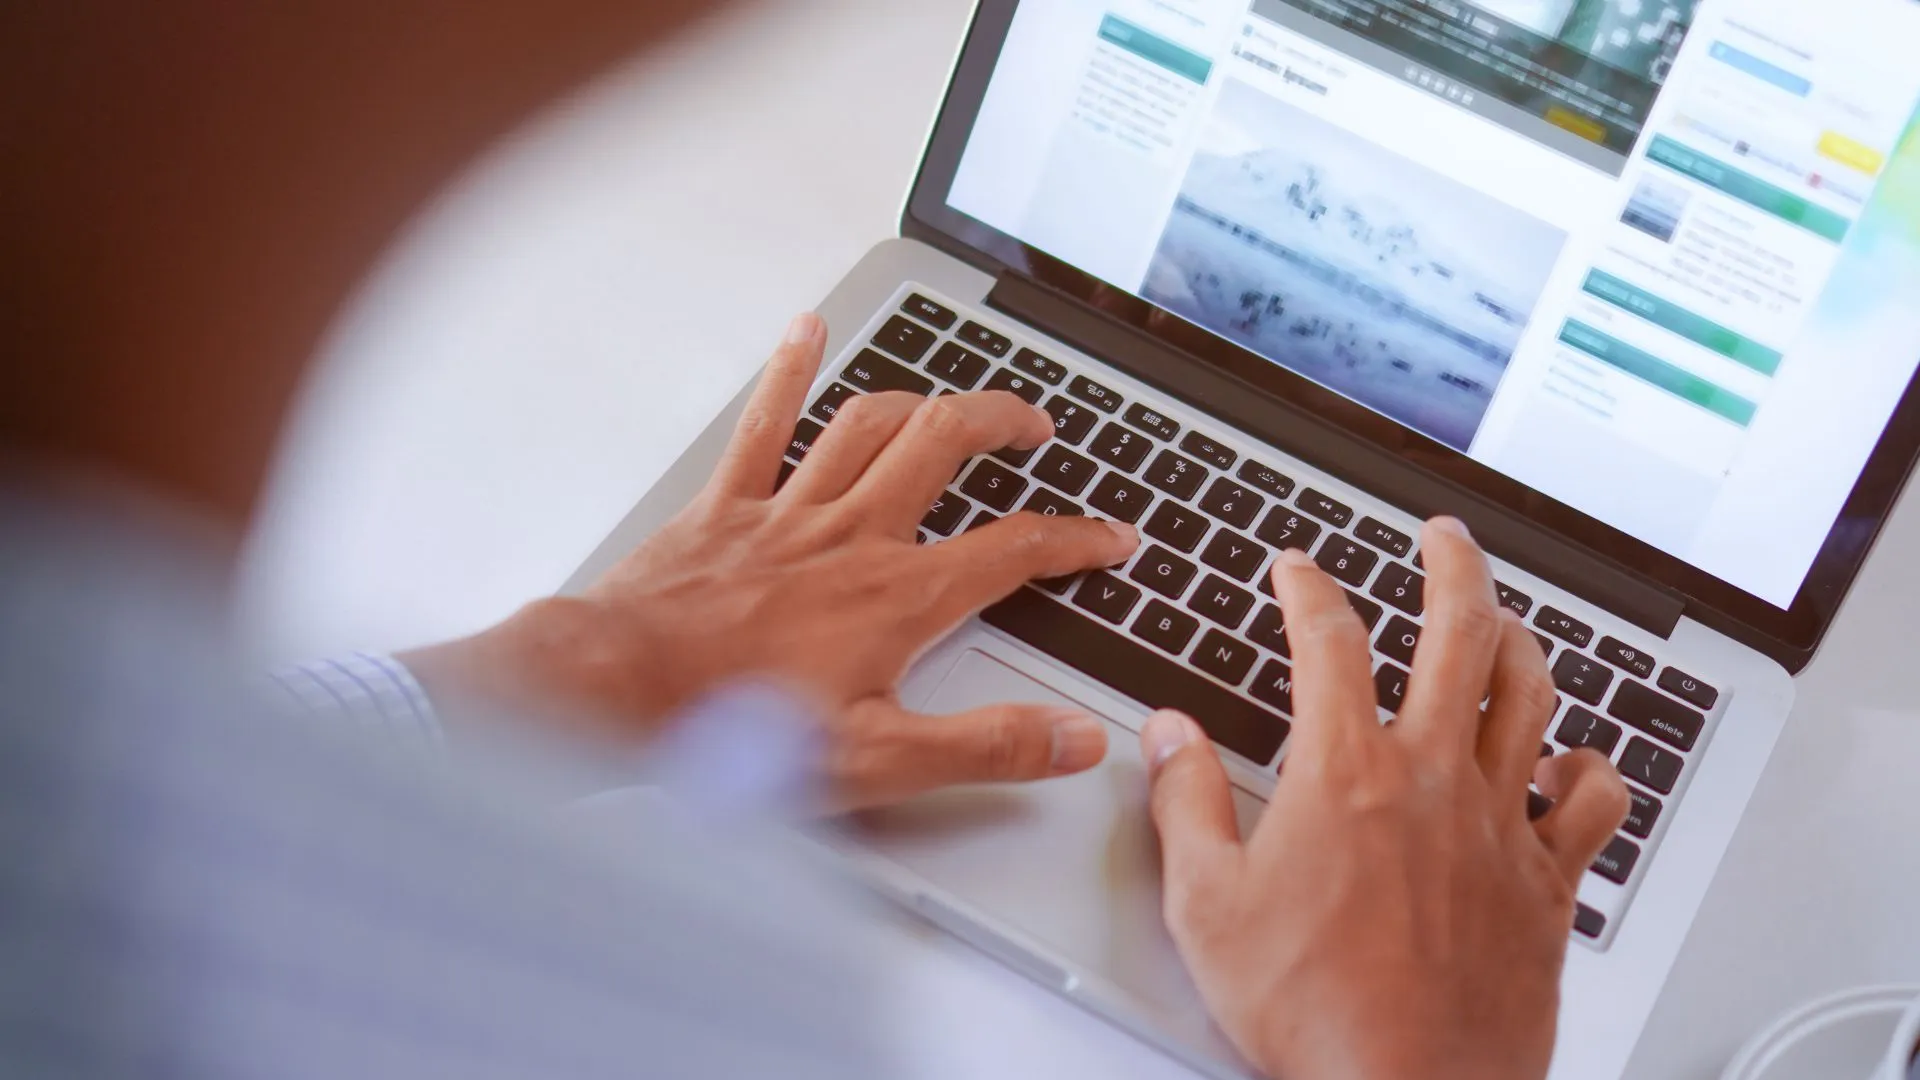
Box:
[852,649,1264,1025]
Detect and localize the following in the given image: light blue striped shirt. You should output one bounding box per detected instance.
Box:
[0,488,891,1080]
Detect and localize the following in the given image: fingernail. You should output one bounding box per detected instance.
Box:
[1141,709,1201,771]
[1278,547,1314,569]
[785,312,823,345]
[1432,515,1470,539]
[1032,404,1055,428]
[1050,712,1108,773]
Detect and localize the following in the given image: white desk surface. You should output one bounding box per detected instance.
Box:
[240,2,1920,1076]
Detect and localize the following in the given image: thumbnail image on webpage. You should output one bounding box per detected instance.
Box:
[1255,0,1701,170]
[1141,78,1568,450]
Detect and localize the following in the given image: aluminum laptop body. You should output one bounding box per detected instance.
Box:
[571,2,1920,1076]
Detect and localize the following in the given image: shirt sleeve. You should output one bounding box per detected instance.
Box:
[266,651,444,762]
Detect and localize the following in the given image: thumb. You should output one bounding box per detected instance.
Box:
[1141,710,1242,929]
[832,699,1109,810]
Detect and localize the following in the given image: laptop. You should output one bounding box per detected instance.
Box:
[568,0,1920,1075]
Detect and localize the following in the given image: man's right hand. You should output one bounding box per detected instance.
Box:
[1141,518,1629,1080]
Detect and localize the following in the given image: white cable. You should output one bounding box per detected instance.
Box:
[1721,984,1920,1080]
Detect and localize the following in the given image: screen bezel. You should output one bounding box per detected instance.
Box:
[903,0,1920,665]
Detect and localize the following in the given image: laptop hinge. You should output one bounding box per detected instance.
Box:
[986,272,1689,640]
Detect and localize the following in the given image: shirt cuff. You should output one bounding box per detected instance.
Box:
[268,652,445,762]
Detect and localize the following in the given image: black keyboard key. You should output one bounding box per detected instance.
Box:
[1551,652,1615,706]
[1067,375,1123,413]
[1369,563,1425,615]
[1198,479,1263,530]
[1200,529,1266,582]
[1495,582,1533,617]
[1011,347,1067,385]
[842,350,935,396]
[1590,835,1641,885]
[1622,786,1662,839]
[1314,537,1379,587]
[1657,667,1719,710]
[1143,450,1206,500]
[957,320,1011,357]
[1129,545,1198,599]
[921,490,970,536]
[1255,508,1322,552]
[1248,658,1295,715]
[1596,636,1656,680]
[1071,571,1141,625]
[787,418,824,461]
[1086,473,1153,524]
[1554,705,1622,756]
[871,316,937,363]
[1236,460,1295,500]
[1532,632,1553,656]
[1089,423,1153,473]
[810,382,860,423]
[1132,600,1199,654]
[1032,445,1098,496]
[1123,403,1179,441]
[982,589,1289,764]
[1187,575,1254,629]
[964,509,999,533]
[901,293,956,330]
[776,459,796,492]
[1618,737,1683,794]
[960,459,1028,512]
[1247,605,1290,657]
[1573,903,1606,939]
[1377,615,1421,665]
[1297,488,1353,528]
[1534,606,1592,648]
[1143,502,1209,553]
[1353,517,1413,558]
[1608,680,1704,752]
[1345,589,1384,631]
[1192,629,1258,685]
[1528,789,1554,821]
[1179,432,1236,469]
[992,444,1035,468]
[1022,488,1082,518]
[1043,396,1098,445]
[924,342,989,389]
[1036,575,1076,595]
[1374,662,1409,713]
[983,367,1044,404]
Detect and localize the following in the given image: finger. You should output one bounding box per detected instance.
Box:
[833,697,1109,809]
[1532,749,1631,888]
[710,313,827,498]
[1398,517,1501,754]
[1476,610,1559,797]
[1268,547,1378,762]
[779,390,923,504]
[917,512,1138,632]
[1140,711,1243,932]
[846,392,1053,534]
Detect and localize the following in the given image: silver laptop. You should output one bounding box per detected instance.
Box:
[570,1,1920,1075]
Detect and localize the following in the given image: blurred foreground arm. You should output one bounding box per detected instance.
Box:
[1142,518,1630,1080]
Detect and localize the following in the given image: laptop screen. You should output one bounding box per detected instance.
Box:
[945,0,1920,610]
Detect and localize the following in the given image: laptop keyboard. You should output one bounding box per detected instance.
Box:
[785,284,1731,951]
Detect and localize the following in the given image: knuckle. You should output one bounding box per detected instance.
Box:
[1510,663,1558,719]
[733,406,779,440]
[1431,599,1502,651]
[914,396,975,444]
[979,712,1032,779]
[1295,607,1368,651]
